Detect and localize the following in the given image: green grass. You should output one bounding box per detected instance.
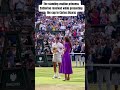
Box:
[35,67,85,85]
[35,61,85,86]
[35,61,85,90]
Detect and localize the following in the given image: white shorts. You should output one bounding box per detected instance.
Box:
[52,54,62,63]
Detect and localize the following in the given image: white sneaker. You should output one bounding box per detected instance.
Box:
[52,74,57,79]
[57,74,61,79]
[58,76,61,79]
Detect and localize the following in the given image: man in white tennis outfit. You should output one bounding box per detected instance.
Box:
[51,37,64,79]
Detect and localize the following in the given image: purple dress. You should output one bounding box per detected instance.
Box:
[60,42,73,74]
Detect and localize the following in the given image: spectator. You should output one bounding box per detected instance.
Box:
[105,22,116,38]
[73,43,81,67]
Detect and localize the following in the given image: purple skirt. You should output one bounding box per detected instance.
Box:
[60,52,73,74]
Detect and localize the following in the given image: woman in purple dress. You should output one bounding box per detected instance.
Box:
[60,37,73,81]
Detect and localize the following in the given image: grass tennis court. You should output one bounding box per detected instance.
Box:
[35,62,120,90]
[35,61,85,90]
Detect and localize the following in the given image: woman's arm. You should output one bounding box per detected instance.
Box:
[62,48,66,55]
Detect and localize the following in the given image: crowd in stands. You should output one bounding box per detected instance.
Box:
[85,0,120,66]
[34,0,86,67]
[85,0,120,25]
[0,0,34,32]
[85,0,120,90]
[0,0,35,68]
[35,12,85,53]
[35,11,85,66]
[0,33,5,65]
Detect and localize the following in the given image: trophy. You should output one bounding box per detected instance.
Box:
[52,46,58,54]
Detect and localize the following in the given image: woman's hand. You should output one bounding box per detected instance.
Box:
[61,49,65,57]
